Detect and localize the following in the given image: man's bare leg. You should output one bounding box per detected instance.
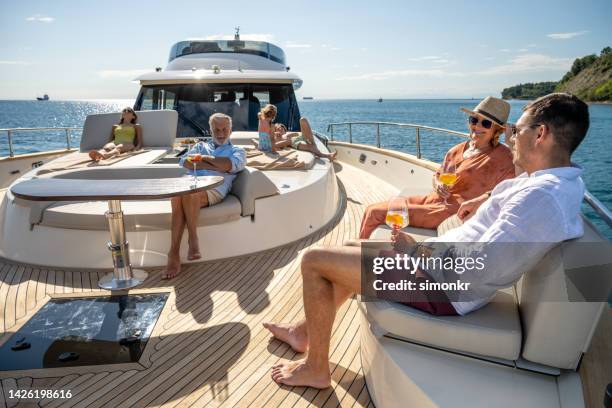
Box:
[295,143,336,160]
[270,246,362,388]
[264,239,387,351]
[182,191,208,260]
[164,196,186,279]
[298,118,337,160]
[263,282,353,353]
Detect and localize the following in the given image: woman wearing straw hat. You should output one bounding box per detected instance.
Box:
[359,96,515,237]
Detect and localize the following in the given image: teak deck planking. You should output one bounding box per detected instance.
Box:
[0,163,609,408]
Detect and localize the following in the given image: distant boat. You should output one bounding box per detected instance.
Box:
[303,96,314,100]
[36,94,50,101]
[377,98,383,103]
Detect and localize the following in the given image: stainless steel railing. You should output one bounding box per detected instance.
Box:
[326,121,469,159]
[323,120,612,231]
[584,191,612,228]
[0,127,82,157]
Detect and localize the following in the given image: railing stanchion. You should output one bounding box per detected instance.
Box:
[7,130,14,157]
[376,123,381,148]
[349,123,352,144]
[415,127,421,159]
[65,129,71,150]
[330,125,334,141]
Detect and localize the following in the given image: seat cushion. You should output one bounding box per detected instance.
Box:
[370,224,437,242]
[40,195,242,231]
[363,290,522,361]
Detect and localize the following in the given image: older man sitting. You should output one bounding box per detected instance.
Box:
[164,113,246,279]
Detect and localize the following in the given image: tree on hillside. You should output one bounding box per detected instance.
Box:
[570,54,598,76]
[601,47,612,56]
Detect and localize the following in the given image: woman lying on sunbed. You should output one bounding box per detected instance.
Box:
[273,118,337,160]
[88,107,143,161]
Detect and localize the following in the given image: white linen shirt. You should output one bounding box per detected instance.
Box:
[425,165,585,315]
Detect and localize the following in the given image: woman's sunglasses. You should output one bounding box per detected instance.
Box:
[468,116,494,129]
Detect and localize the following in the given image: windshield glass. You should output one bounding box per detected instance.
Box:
[168,40,286,65]
[135,83,301,137]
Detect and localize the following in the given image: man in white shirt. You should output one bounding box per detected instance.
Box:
[264,93,590,389]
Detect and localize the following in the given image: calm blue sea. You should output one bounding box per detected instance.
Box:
[1,99,610,238]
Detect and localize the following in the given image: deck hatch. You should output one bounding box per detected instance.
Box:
[0,293,168,371]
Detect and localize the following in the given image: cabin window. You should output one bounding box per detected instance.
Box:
[138,88,176,110]
[135,83,301,136]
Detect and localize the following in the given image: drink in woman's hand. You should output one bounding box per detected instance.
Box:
[386,196,409,230]
[385,212,409,229]
[438,173,457,186]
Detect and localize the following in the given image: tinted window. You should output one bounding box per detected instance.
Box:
[135,83,301,136]
[168,40,286,65]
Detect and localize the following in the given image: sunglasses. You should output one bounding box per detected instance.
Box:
[468,116,494,129]
[510,123,541,136]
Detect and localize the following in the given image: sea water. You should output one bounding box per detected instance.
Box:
[1,99,610,238]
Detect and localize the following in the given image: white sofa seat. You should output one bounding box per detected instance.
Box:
[364,213,523,361]
[362,289,522,361]
[39,195,242,231]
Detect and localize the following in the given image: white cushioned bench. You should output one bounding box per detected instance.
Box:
[40,195,243,231]
[364,214,523,361]
[30,166,279,231]
[364,289,522,360]
[363,210,607,369]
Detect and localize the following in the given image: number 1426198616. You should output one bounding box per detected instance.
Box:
[8,389,73,400]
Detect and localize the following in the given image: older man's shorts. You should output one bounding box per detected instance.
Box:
[206,189,224,206]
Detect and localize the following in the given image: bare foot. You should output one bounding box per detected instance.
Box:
[271,359,331,388]
[163,253,181,279]
[187,239,201,261]
[263,322,308,353]
[187,250,201,261]
[88,150,103,162]
[327,151,338,161]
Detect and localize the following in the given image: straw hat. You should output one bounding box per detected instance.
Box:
[460,96,510,126]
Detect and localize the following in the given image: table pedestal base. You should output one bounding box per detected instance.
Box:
[99,269,148,290]
[98,199,148,290]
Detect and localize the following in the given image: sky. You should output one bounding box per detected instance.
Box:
[1,0,611,100]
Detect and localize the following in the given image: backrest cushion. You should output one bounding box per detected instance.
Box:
[517,219,608,369]
[230,167,279,216]
[80,110,177,151]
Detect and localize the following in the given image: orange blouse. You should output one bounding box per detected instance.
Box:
[406,141,515,228]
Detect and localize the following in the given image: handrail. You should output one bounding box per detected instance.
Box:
[1,127,83,157]
[326,121,469,159]
[584,190,612,228]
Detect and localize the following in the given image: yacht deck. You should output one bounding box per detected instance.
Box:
[0,162,610,408]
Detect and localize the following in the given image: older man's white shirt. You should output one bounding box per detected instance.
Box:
[426,166,585,315]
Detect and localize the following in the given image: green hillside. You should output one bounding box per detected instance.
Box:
[501,47,612,102]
